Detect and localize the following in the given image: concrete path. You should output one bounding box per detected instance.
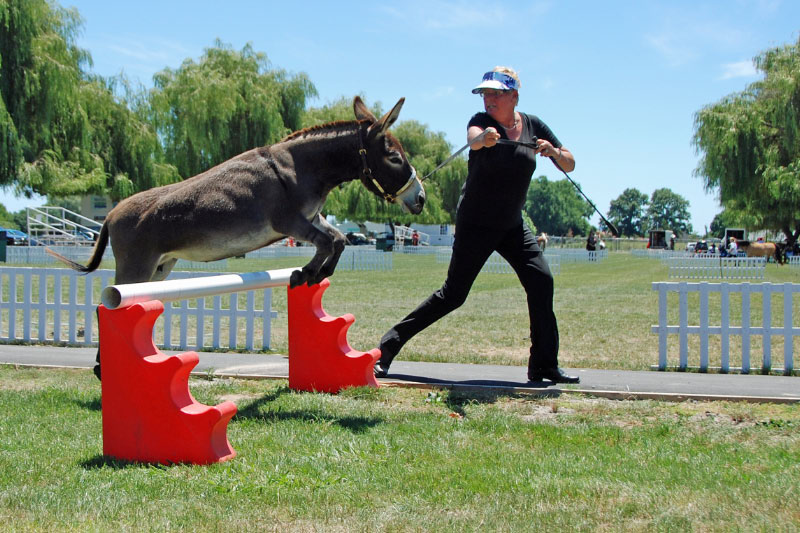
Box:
[0,344,797,403]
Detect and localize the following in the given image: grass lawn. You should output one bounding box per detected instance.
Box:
[0,367,798,531]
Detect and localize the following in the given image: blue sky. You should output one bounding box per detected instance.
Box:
[4,0,799,233]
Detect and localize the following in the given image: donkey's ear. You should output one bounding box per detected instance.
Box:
[353,96,377,123]
[368,97,405,138]
[367,98,406,137]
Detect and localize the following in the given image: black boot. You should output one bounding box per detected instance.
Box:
[373,345,394,378]
[528,367,580,384]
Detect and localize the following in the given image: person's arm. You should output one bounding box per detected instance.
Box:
[468,126,500,150]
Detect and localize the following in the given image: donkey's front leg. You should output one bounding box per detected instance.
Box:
[282,215,346,288]
[311,214,347,281]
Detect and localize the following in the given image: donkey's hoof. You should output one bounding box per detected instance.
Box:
[289,270,307,288]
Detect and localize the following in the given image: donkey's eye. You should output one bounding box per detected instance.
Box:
[388,153,403,165]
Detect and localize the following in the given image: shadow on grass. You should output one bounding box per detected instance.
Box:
[383,374,564,416]
[444,387,562,416]
[234,384,381,434]
[80,455,172,470]
[73,397,101,411]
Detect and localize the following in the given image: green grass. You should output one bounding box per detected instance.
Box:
[0,367,798,531]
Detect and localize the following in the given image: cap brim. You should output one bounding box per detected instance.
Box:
[471,80,512,94]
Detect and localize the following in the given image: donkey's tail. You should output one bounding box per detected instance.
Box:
[45,223,110,274]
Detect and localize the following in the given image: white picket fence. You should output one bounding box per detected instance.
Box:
[0,267,282,351]
[666,256,766,280]
[651,281,799,374]
[6,244,392,270]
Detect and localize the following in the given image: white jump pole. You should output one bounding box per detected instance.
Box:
[101,267,300,310]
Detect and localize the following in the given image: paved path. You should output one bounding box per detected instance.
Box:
[0,344,797,403]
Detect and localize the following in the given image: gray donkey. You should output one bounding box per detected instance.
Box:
[49,96,425,288]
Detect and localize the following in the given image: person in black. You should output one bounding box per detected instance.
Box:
[375,67,579,384]
[586,230,598,251]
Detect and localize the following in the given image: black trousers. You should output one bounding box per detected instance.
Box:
[379,222,559,377]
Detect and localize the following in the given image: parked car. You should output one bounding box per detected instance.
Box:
[685,242,696,253]
[694,240,709,253]
[0,227,29,246]
[345,232,370,245]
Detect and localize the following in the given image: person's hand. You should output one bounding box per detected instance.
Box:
[469,127,500,150]
[535,139,560,158]
[483,127,500,148]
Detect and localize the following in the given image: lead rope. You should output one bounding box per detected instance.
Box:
[421,132,619,236]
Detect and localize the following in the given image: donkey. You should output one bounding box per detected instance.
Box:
[48,96,425,288]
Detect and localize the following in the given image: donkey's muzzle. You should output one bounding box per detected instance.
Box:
[396,171,425,214]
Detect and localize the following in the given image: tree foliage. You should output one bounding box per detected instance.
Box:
[0,0,174,200]
[606,187,649,237]
[525,175,592,236]
[644,188,692,234]
[709,208,742,238]
[150,40,316,180]
[694,36,800,242]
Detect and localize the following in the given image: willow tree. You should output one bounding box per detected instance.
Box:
[694,36,800,243]
[150,40,317,180]
[0,0,172,200]
[0,0,99,195]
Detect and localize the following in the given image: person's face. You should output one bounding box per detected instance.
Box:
[481,89,517,116]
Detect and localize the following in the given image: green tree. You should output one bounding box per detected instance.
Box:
[0,0,172,200]
[525,175,592,236]
[694,36,800,244]
[709,208,741,238]
[150,40,317,179]
[644,188,692,234]
[0,0,95,193]
[606,187,648,237]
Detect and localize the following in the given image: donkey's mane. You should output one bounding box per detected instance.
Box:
[281,120,363,143]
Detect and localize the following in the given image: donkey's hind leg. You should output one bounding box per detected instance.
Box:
[152,258,179,281]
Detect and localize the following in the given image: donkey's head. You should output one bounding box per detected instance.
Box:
[353,96,425,214]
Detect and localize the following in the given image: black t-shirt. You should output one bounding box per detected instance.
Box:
[457,112,562,230]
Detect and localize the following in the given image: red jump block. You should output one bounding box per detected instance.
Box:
[287,279,380,393]
[99,301,236,465]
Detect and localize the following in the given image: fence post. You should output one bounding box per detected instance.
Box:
[784,283,794,374]
[679,282,689,370]
[720,283,730,373]
[762,282,772,372]
[741,284,751,373]
[699,282,709,372]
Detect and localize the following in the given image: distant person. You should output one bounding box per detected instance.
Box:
[586,230,597,252]
[728,237,738,256]
[411,230,419,246]
[374,66,579,384]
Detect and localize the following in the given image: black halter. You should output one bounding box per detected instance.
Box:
[356,123,417,203]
